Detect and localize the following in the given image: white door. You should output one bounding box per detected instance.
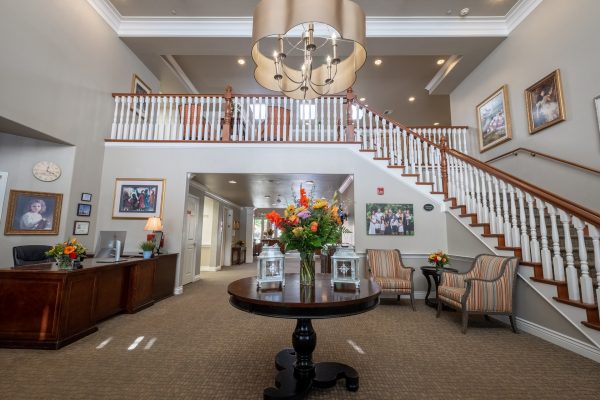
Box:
[182,195,200,285]
[223,208,233,266]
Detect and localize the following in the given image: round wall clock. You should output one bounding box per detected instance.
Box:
[32,161,62,182]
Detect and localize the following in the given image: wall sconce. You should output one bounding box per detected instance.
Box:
[233,220,240,231]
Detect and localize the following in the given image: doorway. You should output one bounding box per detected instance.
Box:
[182,194,200,285]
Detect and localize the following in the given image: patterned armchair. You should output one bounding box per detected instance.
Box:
[436,254,519,333]
[366,249,415,310]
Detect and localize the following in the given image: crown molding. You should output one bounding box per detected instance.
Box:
[88,0,543,38]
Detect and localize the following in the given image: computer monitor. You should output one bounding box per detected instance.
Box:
[95,231,127,259]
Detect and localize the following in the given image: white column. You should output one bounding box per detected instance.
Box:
[546,204,565,281]
[516,189,530,261]
[535,198,553,279]
[572,217,594,304]
[559,210,579,301]
[526,193,541,263]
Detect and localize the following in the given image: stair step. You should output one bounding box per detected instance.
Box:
[416,182,434,186]
[359,149,376,152]
[460,213,477,217]
[482,233,504,237]
[520,261,542,267]
[431,191,445,195]
[373,157,390,161]
[531,277,569,298]
[470,223,489,227]
[387,165,404,169]
[581,321,600,331]
[553,297,598,310]
[402,174,419,177]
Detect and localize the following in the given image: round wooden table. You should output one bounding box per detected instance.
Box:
[227,273,381,400]
[420,266,458,308]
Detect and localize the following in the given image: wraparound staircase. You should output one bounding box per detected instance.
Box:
[107,87,600,352]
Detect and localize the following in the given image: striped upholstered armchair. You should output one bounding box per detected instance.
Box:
[366,249,415,311]
[436,254,519,333]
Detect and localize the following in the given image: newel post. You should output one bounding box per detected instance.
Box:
[345,87,355,142]
[440,136,449,198]
[222,85,233,142]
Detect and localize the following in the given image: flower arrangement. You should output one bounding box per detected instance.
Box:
[46,238,87,269]
[266,186,346,285]
[428,250,450,270]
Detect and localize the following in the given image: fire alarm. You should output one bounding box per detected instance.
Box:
[377,187,384,195]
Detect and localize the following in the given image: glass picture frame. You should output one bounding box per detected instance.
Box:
[476,85,512,152]
[525,69,566,134]
[366,203,414,236]
[77,203,92,217]
[112,178,165,219]
[73,220,90,235]
[4,190,62,235]
[81,193,92,202]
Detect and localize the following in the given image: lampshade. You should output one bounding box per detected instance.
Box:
[251,0,366,99]
[144,217,163,231]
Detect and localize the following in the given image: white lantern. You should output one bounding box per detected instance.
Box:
[257,244,285,288]
[331,245,360,289]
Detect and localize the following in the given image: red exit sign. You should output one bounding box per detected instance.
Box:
[377,187,384,195]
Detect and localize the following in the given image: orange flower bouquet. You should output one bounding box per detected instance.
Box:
[428,250,450,270]
[46,238,87,269]
[266,187,346,285]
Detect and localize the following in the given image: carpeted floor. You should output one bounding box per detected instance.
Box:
[1,260,599,399]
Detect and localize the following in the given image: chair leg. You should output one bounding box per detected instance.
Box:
[484,314,491,321]
[509,314,518,333]
[436,298,442,317]
[461,311,469,334]
[410,291,416,311]
[397,294,400,302]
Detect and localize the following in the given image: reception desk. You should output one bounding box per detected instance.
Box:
[0,253,178,349]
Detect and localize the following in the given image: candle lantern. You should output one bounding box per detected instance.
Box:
[331,245,360,289]
[257,244,285,288]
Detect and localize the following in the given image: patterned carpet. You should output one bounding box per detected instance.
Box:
[1,260,599,399]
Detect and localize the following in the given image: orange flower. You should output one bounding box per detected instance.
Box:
[64,246,75,255]
[300,187,309,208]
[266,211,283,228]
[310,221,318,232]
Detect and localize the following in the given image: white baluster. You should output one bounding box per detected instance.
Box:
[123,96,132,139]
[493,177,504,235]
[141,96,149,140]
[157,96,165,140]
[516,189,531,261]
[461,127,468,154]
[546,204,565,281]
[111,96,120,139]
[473,166,482,220]
[422,141,430,182]
[559,210,579,301]
[572,217,594,304]
[277,96,282,141]
[416,138,423,181]
[382,119,389,160]
[486,175,497,235]
[535,198,553,279]
[216,96,222,140]
[508,185,520,249]
[588,225,600,317]
[479,170,489,223]
[175,96,183,140]
[501,182,512,246]
[319,97,324,141]
[282,96,288,141]
[148,97,156,140]
[338,97,344,140]
[526,193,540,263]
[464,164,474,214]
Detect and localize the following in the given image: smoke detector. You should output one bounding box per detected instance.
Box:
[383,110,393,115]
[459,8,470,17]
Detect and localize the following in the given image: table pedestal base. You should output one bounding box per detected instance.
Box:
[263,319,358,400]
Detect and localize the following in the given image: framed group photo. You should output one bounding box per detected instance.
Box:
[112,178,165,219]
[366,203,414,236]
[476,85,512,152]
[4,190,62,235]
[525,69,566,134]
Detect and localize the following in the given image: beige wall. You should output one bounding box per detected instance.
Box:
[0,0,160,257]
[450,0,600,209]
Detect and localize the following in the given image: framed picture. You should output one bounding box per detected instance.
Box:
[4,190,63,235]
[476,85,512,152]
[131,73,151,95]
[73,220,90,235]
[594,95,600,133]
[81,193,92,202]
[0,171,7,225]
[77,203,92,217]
[112,178,165,219]
[525,69,566,134]
[366,203,414,236]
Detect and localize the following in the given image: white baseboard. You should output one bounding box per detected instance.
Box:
[193,273,202,282]
[173,286,183,295]
[200,265,221,272]
[508,317,600,363]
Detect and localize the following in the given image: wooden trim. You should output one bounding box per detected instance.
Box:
[485,147,600,175]
[449,149,600,226]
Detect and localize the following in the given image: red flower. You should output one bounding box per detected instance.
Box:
[310,221,318,232]
[69,252,77,260]
[299,187,309,208]
[266,210,283,228]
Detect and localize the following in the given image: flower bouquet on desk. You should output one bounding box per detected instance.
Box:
[265,186,348,286]
[46,238,87,269]
[428,250,450,272]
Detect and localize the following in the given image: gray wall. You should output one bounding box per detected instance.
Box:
[450,0,600,209]
[0,0,160,259]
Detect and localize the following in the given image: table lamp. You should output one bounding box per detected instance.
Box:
[144,217,164,255]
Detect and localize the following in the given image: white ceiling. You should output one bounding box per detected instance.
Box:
[90,0,539,125]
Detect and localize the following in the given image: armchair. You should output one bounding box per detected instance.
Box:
[13,245,53,266]
[366,249,415,310]
[436,254,519,333]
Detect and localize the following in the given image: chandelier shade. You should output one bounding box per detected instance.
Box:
[251,0,366,100]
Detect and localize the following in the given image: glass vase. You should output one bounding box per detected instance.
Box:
[55,257,73,270]
[299,251,315,286]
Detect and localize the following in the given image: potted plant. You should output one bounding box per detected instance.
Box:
[140,240,155,259]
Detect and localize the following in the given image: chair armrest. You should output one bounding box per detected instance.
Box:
[466,276,501,283]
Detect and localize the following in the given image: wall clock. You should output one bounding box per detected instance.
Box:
[32,161,61,182]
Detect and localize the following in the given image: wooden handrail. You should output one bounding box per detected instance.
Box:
[486,147,600,175]
[448,149,600,226]
[111,92,225,97]
[409,125,469,129]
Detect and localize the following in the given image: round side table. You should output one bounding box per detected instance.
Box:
[420,266,458,308]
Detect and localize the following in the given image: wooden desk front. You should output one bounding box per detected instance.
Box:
[0,253,178,349]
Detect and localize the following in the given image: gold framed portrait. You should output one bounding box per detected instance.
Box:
[476,85,512,153]
[4,190,63,235]
[525,69,566,134]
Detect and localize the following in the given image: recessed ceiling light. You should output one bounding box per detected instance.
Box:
[374,59,382,66]
[304,180,314,185]
[433,122,440,126]
[264,195,271,198]
[383,109,393,115]
[359,97,366,102]
[436,59,445,65]
[365,104,369,107]
[237,58,246,65]
[228,180,237,184]
[408,97,415,102]
[459,7,470,17]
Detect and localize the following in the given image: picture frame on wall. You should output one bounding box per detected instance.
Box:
[131,73,151,95]
[4,190,63,235]
[81,193,92,202]
[525,69,566,134]
[112,178,165,219]
[77,203,92,217]
[366,203,414,236]
[0,171,7,224]
[476,85,512,152]
[594,95,600,133]
[73,220,90,235]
